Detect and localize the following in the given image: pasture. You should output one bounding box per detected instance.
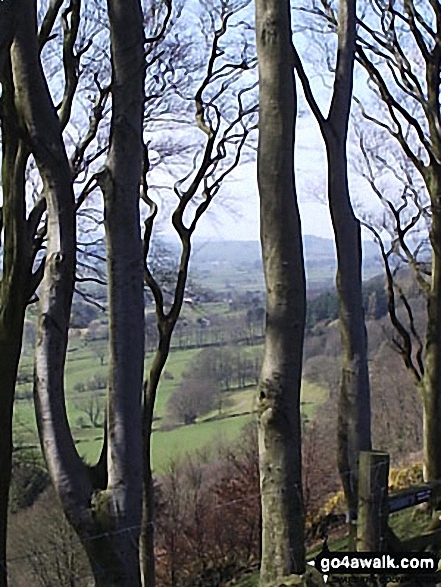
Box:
[14,335,327,472]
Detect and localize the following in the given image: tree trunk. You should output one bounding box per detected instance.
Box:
[12,3,146,585]
[323,0,372,529]
[255,0,306,583]
[294,0,372,535]
[422,170,441,481]
[0,56,30,587]
[325,139,371,531]
[0,324,26,587]
[12,0,85,508]
[141,336,172,587]
[9,1,146,584]
[141,396,156,587]
[94,1,146,584]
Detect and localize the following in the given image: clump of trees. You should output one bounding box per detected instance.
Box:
[186,346,261,391]
[165,346,261,426]
[166,380,218,426]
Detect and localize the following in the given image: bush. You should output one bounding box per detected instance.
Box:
[155,425,260,587]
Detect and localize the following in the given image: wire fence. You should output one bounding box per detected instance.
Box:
[1,461,406,587]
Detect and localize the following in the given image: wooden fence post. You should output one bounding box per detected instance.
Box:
[357,450,390,552]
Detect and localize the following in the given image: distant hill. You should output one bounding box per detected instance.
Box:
[191,235,379,263]
[189,236,382,287]
[71,235,383,294]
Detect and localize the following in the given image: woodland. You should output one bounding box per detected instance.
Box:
[0,0,440,586]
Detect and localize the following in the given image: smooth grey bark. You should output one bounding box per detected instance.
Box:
[327,143,371,524]
[96,0,146,583]
[12,0,90,546]
[12,1,144,585]
[255,0,306,583]
[293,0,371,530]
[0,5,63,579]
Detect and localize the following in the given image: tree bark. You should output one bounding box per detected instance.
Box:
[255,0,306,583]
[294,0,371,533]
[325,138,371,528]
[0,57,29,587]
[324,0,372,532]
[12,2,145,584]
[12,0,94,556]
[422,169,441,481]
[98,0,146,584]
[325,5,372,523]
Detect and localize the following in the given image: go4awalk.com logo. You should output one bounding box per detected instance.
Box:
[307,542,440,584]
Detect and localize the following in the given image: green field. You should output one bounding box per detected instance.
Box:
[14,336,327,472]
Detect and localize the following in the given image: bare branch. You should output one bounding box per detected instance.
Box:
[361,221,423,384]
[38,0,65,51]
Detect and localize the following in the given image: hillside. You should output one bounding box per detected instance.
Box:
[187,236,382,290]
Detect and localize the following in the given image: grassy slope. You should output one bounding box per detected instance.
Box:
[14,339,327,472]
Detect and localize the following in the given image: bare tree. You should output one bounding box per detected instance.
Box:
[293,0,372,535]
[0,3,107,581]
[94,0,147,577]
[0,5,40,582]
[2,2,254,585]
[343,0,441,481]
[139,1,257,583]
[7,487,91,587]
[3,2,255,584]
[9,0,146,584]
[255,0,306,583]
[166,380,217,425]
[76,391,104,429]
[0,53,32,587]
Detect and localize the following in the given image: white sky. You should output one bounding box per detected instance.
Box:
[187,26,382,244]
[190,111,368,242]
[0,1,382,246]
